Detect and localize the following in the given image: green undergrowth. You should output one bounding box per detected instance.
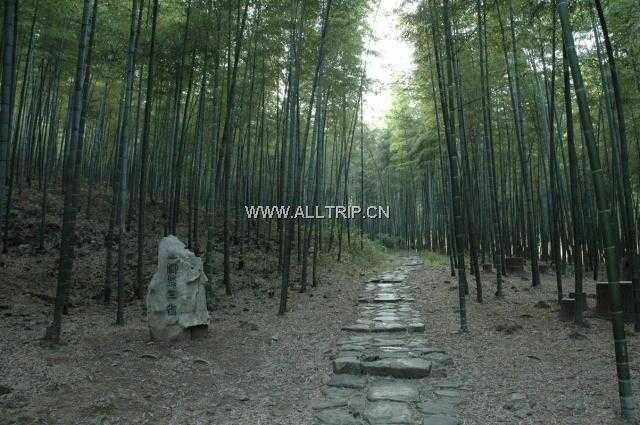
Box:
[345,234,389,272]
[423,250,450,267]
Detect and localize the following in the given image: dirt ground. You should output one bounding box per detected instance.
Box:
[411,254,640,425]
[0,255,392,425]
[0,188,392,424]
[2,188,640,424]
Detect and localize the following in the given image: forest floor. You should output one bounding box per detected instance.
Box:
[0,187,392,424]
[1,188,640,424]
[413,253,640,425]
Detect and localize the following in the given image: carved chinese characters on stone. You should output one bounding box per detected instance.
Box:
[146,236,209,340]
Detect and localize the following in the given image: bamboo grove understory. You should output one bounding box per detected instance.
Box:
[1,0,640,418]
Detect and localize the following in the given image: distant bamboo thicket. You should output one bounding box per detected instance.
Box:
[388,0,638,417]
[0,0,390,341]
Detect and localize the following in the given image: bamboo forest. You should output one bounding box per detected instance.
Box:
[2,0,640,423]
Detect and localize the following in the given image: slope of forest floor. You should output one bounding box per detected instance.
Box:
[414,253,640,425]
[0,187,393,424]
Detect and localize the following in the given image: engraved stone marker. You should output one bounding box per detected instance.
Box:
[146,236,209,340]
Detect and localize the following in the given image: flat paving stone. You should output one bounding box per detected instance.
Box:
[336,350,362,358]
[314,260,463,425]
[311,399,348,410]
[315,407,362,424]
[367,382,419,402]
[419,399,457,415]
[342,324,371,332]
[364,401,414,424]
[434,389,461,398]
[436,380,464,389]
[338,344,366,351]
[425,352,453,366]
[323,386,359,400]
[418,346,446,354]
[363,358,432,378]
[333,357,362,375]
[373,337,407,346]
[422,414,460,425]
[378,351,422,359]
[347,395,366,416]
[378,275,407,283]
[373,323,409,332]
[328,374,367,389]
[358,294,406,303]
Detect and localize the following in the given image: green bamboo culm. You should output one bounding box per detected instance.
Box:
[557,0,634,418]
[442,0,468,332]
[593,0,640,332]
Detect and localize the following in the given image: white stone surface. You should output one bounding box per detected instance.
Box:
[146,236,209,340]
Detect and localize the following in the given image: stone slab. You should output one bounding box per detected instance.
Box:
[333,357,362,375]
[422,414,460,425]
[364,401,413,424]
[367,382,419,402]
[316,408,362,425]
[363,358,432,378]
[328,374,367,389]
[419,399,457,415]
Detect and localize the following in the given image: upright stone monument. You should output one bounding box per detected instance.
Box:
[146,236,209,340]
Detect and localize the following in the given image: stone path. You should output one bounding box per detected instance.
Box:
[311,257,463,425]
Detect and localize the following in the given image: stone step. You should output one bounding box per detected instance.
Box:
[363,358,432,379]
[358,294,415,303]
[333,356,432,379]
[342,322,425,333]
[368,272,408,283]
[313,263,461,425]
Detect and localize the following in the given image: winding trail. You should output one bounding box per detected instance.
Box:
[311,256,463,424]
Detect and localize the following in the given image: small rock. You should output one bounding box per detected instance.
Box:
[568,331,588,340]
[347,395,366,416]
[333,357,362,375]
[503,393,527,411]
[534,300,551,309]
[93,395,115,414]
[0,385,12,395]
[494,323,522,335]
[328,374,367,389]
[239,320,258,331]
[509,393,527,402]
[17,244,31,255]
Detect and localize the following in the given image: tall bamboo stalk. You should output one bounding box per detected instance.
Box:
[557,0,634,416]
